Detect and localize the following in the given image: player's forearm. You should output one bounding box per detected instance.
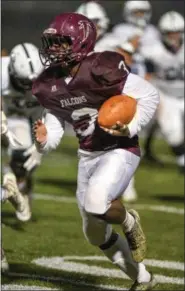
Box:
[127,88,160,138]
[123,73,160,138]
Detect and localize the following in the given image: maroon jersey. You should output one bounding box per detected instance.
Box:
[32,51,140,154]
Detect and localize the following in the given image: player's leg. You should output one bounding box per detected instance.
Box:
[77,152,155,288]
[83,149,146,262]
[157,95,184,173]
[2,172,31,221]
[143,119,164,166]
[6,116,34,219]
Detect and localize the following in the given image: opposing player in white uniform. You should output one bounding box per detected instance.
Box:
[2,43,44,218]
[113,1,160,50]
[113,0,164,168]
[141,11,184,172]
[1,110,31,272]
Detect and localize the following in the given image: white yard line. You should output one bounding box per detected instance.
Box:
[34,193,184,215]
[32,256,184,285]
[62,255,184,271]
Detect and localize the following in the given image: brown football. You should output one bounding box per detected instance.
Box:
[98,95,137,128]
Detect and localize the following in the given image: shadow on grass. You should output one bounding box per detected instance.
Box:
[37,177,77,193]
[140,159,177,171]
[2,262,119,291]
[1,211,38,231]
[152,194,184,203]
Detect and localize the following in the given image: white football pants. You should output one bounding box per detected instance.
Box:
[157,94,184,146]
[76,148,140,246]
[7,116,33,150]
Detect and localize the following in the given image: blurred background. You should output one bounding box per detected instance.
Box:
[1,1,184,291]
[2,0,184,50]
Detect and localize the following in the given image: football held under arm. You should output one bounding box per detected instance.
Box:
[34,111,65,153]
[123,73,160,138]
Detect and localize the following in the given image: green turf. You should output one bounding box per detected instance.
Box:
[2,136,184,290]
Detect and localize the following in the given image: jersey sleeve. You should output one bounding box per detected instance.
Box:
[36,110,65,153]
[91,51,130,86]
[123,73,160,138]
[1,57,10,93]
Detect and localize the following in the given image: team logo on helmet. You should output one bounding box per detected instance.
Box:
[78,20,92,42]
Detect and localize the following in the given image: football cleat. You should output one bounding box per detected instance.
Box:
[3,172,31,221]
[129,273,158,290]
[125,209,147,263]
[16,195,32,222]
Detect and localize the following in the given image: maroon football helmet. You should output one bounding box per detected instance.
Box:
[40,12,97,68]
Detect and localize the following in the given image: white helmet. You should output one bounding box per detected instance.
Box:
[123,1,152,28]
[9,43,44,90]
[158,11,184,47]
[76,1,110,38]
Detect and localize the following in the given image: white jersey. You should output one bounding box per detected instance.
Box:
[141,41,184,98]
[95,33,146,79]
[113,23,160,51]
[94,32,120,52]
[1,56,43,120]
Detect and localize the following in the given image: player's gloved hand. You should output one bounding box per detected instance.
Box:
[1,111,23,147]
[100,121,130,137]
[23,144,42,171]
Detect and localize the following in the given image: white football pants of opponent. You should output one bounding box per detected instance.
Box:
[6,117,42,204]
[157,92,184,168]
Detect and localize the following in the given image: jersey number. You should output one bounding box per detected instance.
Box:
[118,60,130,74]
[164,65,184,81]
[71,108,98,137]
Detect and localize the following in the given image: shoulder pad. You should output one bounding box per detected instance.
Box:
[91,51,130,86]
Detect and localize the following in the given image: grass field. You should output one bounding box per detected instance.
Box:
[2,135,184,291]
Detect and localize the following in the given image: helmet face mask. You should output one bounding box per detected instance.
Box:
[127,9,151,28]
[123,1,152,28]
[40,13,97,69]
[40,34,74,68]
[158,11,184,50]
[162,31,183,48]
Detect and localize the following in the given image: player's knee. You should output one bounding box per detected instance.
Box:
[84,188,108,215]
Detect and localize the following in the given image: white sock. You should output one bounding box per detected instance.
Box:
[122,210,135,233]
[102,233,138,280]
[102,233,151,282]
[138,263,151,283]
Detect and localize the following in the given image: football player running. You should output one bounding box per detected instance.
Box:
[140,11,184,173]
[1,110,31,272]
[33,13,159,290]
[2,43,44,219]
